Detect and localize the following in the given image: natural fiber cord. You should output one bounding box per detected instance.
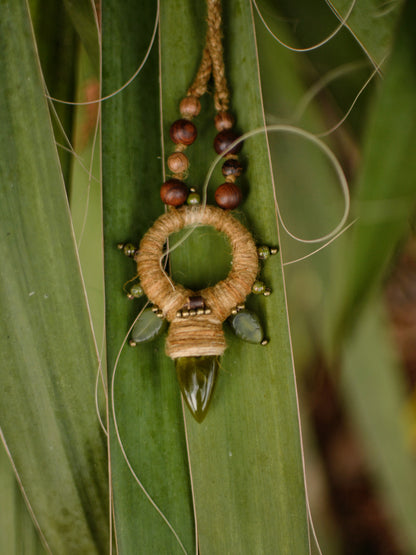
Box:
[187,0,229,112]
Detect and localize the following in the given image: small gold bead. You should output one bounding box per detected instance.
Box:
[237,304,245,311]
[176,311,182,318]
[117,243,124,250]
[261,339,269,346]
[129,340,137,347]
[196,308,204,315]
[270,247,279,255]
[204,308,212,315]
[231,308,238,315]
[179,95,201,118]
[127,293,134,300]
[151,305,159,312]
[263,288,272,297]
[189,309,197,316]
[182,310,190,318]
[156,310,164,318]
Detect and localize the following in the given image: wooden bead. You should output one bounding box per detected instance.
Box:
[167,152,189,173]
[215,183,242,210]
[213,130,242,156]
[214,111,234,131]
[222,159,243,177]
[160,178,189,206]
[170,119,197,146]
[180,96,201,118]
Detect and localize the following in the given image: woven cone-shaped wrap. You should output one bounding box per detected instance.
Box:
[135,205,258,359]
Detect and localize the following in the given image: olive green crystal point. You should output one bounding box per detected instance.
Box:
[175,356,219,422]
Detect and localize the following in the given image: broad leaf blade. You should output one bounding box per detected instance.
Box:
[161,1,309,552]
[341,299,416,551]
[0,1,108,552]
[102,1,195,553]
[0,445,45,555]
[332,0,416,340]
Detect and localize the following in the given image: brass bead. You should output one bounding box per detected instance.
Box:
[204,308,212,315]
[214,111,235,131]
[263,288,272,297]
[261,338,269,346]
[182,310,190,318]
[270,247,279,255]
[179,96,201,118]
[176,311,183,318]
[189,309,197,316]
[167,152,189,173]
[151,306,159,312]
[196,308,205,315]
[129,340,137,347]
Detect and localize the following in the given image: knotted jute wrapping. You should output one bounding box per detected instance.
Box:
[135,205,258,358]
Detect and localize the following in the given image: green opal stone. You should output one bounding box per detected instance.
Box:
[131,308,166,343]
[175,356,219,423]
[228,309,263,344]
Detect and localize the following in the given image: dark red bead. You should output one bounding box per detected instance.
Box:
[160,179,189,206]
[222,159,243,177]
[170,119,197,146]
[213,130,242,156]
[215,183,242,210]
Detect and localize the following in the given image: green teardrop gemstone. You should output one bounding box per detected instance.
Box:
[175,356,219,423]
[228,309,263,344]
[131,308,166,343]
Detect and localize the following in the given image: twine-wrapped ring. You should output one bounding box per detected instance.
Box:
[135,205,258,358]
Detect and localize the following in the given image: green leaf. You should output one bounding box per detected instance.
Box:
[332,0,416,339]
[0,445,45,555]
[62,0,100,68]
[102,1,195,553]
[29,0,78,185]
[161,1,309,552]
[0,1,108,552]
[328,0,401,66]
[341,298,416,551]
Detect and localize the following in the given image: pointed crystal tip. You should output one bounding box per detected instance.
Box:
[175,356,219,422]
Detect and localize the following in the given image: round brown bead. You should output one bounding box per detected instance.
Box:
[160,178,189,206]
[167,152,189,174]
[215,183,242,210]
[214,111,234,131]
[179,96,201,118]
[213,130,242,156]
[170,119,197,146]
[222,158,243,177]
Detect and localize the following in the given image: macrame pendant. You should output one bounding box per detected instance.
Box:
[119,0,277,422]
[135,206,259,421]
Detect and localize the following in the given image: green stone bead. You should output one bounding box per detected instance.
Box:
[257,245,270,260]
[131,308,166,343]
[175,356,219,422]
[228,309,263,344]
[187,192,201,206]
[130,283,144,298]
[252,280,265,295]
